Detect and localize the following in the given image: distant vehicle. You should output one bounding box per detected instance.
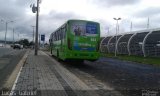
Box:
[0,43,3,47]
[13,44,21,49]
[49,19,100,61]
[20,45,23,49]
[10,44,13,47]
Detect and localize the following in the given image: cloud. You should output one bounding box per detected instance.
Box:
[129,7,160,30]
[0,0,34,41]
[0,0,160,41]
[133,7,160,18]
[90,0,140,7]
[0,0,31,20]
[0,0,83,42]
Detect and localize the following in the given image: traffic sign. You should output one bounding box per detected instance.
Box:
[41,34,45,41]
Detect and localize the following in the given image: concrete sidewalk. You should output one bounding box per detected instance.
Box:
[10,50,102,96]
[5,50,122,96]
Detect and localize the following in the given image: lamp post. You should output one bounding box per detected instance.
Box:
[12,27,18,45]
[31,25,35,43]
[35,0,39,55]
[1,20,14,47]
[113,17,121,57]
[31,0,40,55]
[13,28,15,45]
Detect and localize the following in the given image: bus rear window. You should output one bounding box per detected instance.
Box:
[71,21,98,36]
[86,23,97,34]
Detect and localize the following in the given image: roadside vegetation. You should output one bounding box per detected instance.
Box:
[101,53,160,66]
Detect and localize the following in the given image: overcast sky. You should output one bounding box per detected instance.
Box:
[0,0,160,42]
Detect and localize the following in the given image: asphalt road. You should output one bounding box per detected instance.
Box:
[0,48,26,89]
[59,57,160,96]
[0,48,14,57]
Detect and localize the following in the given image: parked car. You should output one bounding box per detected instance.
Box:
[13,44,21,49]
[0,43,3,47]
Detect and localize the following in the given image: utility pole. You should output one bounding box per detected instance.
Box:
[31,0,40,55]
[13,28,14,45]
[30,0,41,55]
[31,25,35,43]
[5,22,8,47]
[35,0,39,55]
[39,34,41,47]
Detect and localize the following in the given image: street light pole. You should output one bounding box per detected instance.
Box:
[5,22,8,47]
[35,0,39,55]
[31,25,35,43]
[147,17,149,29]
[113,18,121,57]
[13,28,14,45]
[30,0,41,55]
[130,21,132,32]
[3,20,14,47]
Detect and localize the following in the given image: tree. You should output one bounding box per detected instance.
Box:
[18,39,29,47]
[29,41,34,46]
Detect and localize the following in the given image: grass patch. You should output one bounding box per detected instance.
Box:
[101,53,160,66]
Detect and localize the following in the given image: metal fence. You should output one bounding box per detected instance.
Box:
[100,28,160,57]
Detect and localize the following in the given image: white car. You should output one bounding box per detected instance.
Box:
[0,43,3,47]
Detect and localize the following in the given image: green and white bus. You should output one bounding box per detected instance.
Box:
[49,19,100,61]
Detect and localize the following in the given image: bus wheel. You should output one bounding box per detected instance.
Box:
[51,49,52,54]
[57,50,61,61]
[57,50,59,57]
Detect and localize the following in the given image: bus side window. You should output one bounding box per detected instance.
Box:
[54,33,56,41]
[63,26,66,39]
[57,31,59,41]
[62,28,64,39]
[60,29,62,40]
[57,31,58,40]
[58,30,60,40]
[54,32,57,41]
[53,33,55,41]
[55,32,57,41]
[52,33,54,41]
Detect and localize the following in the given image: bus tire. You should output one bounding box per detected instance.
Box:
[57,50,59,57]
[57,50,61,61]
[51,49,52,55]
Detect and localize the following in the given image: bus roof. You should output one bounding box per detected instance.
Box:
[67,19,100,24]
[51,19,100,34]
